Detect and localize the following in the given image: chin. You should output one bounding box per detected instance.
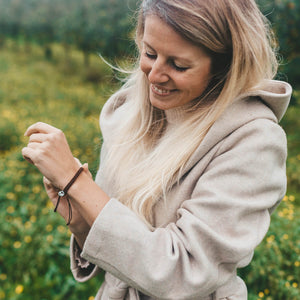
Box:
[150,101,171,110]
[150,97,179,111]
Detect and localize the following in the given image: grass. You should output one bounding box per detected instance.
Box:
[0,40,114,300]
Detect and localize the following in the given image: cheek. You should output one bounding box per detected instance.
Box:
[140,56,151,76]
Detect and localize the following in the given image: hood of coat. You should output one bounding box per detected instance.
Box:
[237,80,292,122]
[181,80,292,175]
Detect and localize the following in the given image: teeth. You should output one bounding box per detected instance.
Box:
[153,85,170,94]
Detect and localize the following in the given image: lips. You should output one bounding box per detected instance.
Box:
[151,84,176,96]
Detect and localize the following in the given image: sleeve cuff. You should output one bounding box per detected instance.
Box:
[70,234,101,282]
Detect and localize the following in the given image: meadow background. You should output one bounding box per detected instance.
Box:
[0,0,299,299]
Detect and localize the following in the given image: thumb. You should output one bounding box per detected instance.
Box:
[82,163,93,179]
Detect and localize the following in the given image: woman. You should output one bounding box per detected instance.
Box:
[22,0,292,299]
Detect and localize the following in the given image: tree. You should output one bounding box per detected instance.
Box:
[257,0,300,88]
[0,0,138,62]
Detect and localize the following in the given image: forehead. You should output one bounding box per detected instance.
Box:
[143,15,208,62]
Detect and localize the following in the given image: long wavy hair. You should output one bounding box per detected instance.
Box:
[100,0,278,227]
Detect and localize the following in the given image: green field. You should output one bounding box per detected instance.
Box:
[0,41,299,300]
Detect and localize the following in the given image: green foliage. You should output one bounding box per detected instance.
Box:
[0,0,138,61]
[239,196,300,300]
[1,0,300,87]
[257,0,300,88]
[0,116,20,152]
[238,83,300,300]
[280,91,300,191]
[0,42,114,299]
[257,0,300,59]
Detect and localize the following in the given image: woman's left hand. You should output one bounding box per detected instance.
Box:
[22,122,79,189]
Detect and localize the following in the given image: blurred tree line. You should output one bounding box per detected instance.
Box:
[257,0,300,89]
[0,0,138,65]
[0,0,299,87]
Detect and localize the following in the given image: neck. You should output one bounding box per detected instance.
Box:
[164,105,189,125]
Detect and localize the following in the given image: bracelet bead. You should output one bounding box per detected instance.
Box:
[58,191,65,197]
[54,166,84,225]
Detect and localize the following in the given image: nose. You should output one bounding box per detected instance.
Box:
[148,59,169,84]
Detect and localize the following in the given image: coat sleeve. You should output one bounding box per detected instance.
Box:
[80,118,287,299]
[70,234,103,282]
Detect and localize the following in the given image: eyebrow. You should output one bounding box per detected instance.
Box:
[142,40,193,65]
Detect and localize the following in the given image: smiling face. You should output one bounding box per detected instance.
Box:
[140,15,212,111]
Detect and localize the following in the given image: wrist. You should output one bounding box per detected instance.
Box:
[73,230,89,251]
[67,172,109,226]
[70,224,90,238]
[54,167,85,225]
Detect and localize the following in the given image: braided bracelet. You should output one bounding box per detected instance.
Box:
[54,166,84,225]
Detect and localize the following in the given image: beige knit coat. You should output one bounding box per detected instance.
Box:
[70,80,292,299]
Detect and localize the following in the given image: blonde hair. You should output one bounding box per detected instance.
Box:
[101,0,278,227]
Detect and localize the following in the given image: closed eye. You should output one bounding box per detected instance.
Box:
[145,52,189,72]
[145,52,157,59]
[171,61,189,72]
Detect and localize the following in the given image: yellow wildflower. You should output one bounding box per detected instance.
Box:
[24,221,32,229]
[15,285,24,294]
[287,275,294,281]
[57,225,66,233]
[0,274,7,281]
[0,291,5,299]
[32,185,42,194]
[264,289,269,295]
[24,236,32,243]
[6,192,16,200]
[6,206,15,214]
[295,261,300,267]
[282,195,288,202]
[277,211,284,217]
[73,149,81,157]
[46,224,53,232]
[13,241,22,249]
[258,291,264,298]
[292,282,298,288]
[282,234,289,240]
[288,195,295,202]
[47,235,53,243]
[14,184,23,192]
[42,207,50,215]
[46,200,54,209]
[30,215,37,223]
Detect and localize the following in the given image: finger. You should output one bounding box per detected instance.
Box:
[43,176,58,190]
[82,163,93,178]
[29,133,48,143]
[22,147,37,164]
[24,122,59,137]
[74,157,82,167]
[24,156,34,165]
[26,141,43,149]
[43,176,51,186]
